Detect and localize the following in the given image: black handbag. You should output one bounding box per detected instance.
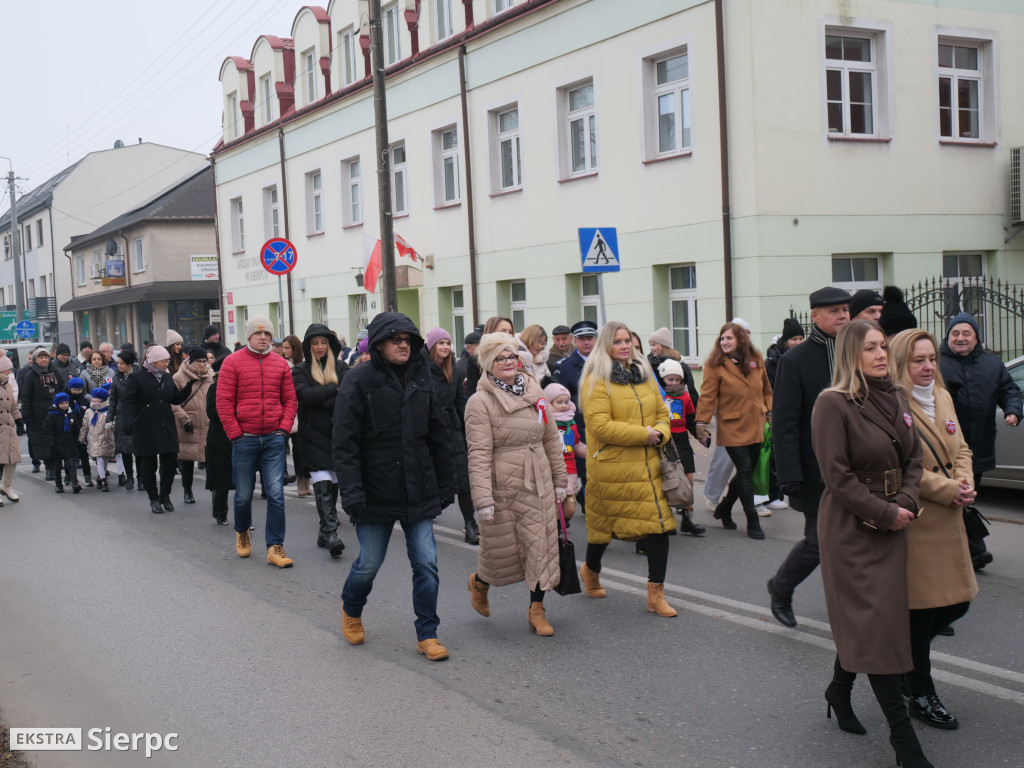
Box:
[916,428,990,541]
[553,501,581,596]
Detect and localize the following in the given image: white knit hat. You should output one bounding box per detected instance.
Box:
[658,359,685,380]
[246,315,274,339]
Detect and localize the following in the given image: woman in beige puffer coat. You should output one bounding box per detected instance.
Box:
[465,333,569,636]
[0,356,24,504]
[172,349,213,505]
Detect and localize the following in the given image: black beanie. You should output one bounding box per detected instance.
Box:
[188,347,208,363]
[879,286,918,336]
[780,317,804,345]
[203,325,219,341]
[56,343,71,356]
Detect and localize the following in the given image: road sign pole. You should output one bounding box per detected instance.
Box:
[277,276,285,339]
[598,273,607,326]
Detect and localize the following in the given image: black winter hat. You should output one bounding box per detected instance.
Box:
[464,331,481,346]
[56,343,71,356]
[203,325,220,340]
[780,317,804,345]
[848,289,884,319]
[188,348,208,363]
[879,286,918,336]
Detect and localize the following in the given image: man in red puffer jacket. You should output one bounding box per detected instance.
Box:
[217,315,298,568]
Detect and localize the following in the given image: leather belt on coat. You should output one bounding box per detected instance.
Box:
[854,468,903,497]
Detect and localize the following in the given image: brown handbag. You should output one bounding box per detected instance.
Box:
[659,439,693,508]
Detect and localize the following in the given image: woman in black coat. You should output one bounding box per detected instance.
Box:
[425,327,476,543]
[108,350,139,490]
[292,323,348,557]
[205,354,235,525]
[121,345,195,514]
[19,347,66,481]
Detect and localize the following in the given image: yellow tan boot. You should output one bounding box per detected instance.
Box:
[646,582,678,617]
[266,544,294,568]
[579,563,606,598]
[416,638,449,661]
[468,573,490,617]
[340,606,365,645]
[235,530,252,558]
[527,602,554,636]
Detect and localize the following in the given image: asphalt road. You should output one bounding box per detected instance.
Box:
[1,443,1022,768]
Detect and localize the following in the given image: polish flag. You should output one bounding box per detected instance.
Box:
[395,233,418,262]
[362,234,419,293]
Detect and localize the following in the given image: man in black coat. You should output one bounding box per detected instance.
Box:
[939,311,1022,570]
[766,287,850,628]
[200,325,232,360]
[552,320,597,511]
[333,312,453,661]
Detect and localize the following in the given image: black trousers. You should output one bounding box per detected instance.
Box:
[722,443,762,514]
[179,460,195,492]
[120,452,134,480]
[212,487,229,513]
[136,453,177,501]
[46,458,77,484]
[586,532,670,584]
[906,601,971,696]
[771,509,820,598]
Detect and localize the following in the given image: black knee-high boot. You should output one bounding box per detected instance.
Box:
[458,492,479,544]
[868,674,933,768]
[313,481,344,557]
[825,655,866,734]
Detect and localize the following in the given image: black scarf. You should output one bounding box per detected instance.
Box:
[610,362,644,385]
[808,324,837,378]
[488,372,525,396]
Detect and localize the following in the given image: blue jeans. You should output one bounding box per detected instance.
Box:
[341,519,440,641]
[232,433,287,547]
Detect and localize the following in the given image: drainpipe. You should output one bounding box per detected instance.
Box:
[210,156,226,328]
[278,129,295,334]
[715,0,734,320]
[458,44,479,327]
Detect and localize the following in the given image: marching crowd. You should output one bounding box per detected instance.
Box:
[2,285,1021,768]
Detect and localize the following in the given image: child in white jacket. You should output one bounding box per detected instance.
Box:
[80,387,116,491]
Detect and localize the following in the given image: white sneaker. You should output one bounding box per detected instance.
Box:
[765,499,789,510]
[757,505,772,517]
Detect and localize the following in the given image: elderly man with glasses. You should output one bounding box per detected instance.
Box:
[333,312,454,661]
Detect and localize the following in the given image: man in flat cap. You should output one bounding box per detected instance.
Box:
[767,286,850,628]
[547,324,574,374]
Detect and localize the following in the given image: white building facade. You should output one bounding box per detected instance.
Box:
[213,0,1024,362]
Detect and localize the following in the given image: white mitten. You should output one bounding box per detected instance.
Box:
[476,506,495,522]
[554,486,567,504]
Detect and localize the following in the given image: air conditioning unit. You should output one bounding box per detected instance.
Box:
[89,263,104,279]
[1011,147,1023,225]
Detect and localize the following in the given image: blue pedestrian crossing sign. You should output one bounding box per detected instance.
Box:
[260,238,298,276]
[15,320,36,339]
[579,227,620,273]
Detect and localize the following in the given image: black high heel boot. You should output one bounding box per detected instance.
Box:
[825,655,866,735]
[713,497,737,529]
[745,509,766,540]
[869,673,934,768]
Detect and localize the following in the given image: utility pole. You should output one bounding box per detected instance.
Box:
[5,168,25,322]
[369,0,397,312]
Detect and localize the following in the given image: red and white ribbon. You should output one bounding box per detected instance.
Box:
[536,397,548,425]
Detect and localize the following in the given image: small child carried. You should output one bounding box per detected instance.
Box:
[80,387,116,491]
[543,383,587,520]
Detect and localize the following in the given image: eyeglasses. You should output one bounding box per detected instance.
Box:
[494,355,518,365]
[388,335,412,346]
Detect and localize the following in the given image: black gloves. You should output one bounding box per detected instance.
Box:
[440,495,455,508]
[183,422,195,434]
[779,482,802,499]
[346,502,366,519]
[16,419,25,436]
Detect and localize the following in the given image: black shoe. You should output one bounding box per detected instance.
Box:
[713,499,737,529]
[213,511,228,525]
[745,510,766,540]
[32,463,41,474]
[83,476,94,487]
[464,519,480,545]
[936,626,954,637]
[45,469,54,481]
[909,694,959,730]
[197,462,206,470]
[160,496,175,512]
[825,684,867,735]
[767,578,797,628]
[972,552,993,571]
[64,474,72,485]
[55,484,64,494]
[99,478,109,492]
[183,489,196,504]
[137,481,146,492]
[125,477,135,491]
[150,499,164,514]
[118,473,127,487]
[679,510,706,536]
[71,483,82,494]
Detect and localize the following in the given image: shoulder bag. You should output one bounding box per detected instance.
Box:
[659,438,694,509]
[915,428,989,541]
[553,501,581,596]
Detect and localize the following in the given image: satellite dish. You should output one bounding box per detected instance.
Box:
[114,139,125,148]
[105,239,118,255]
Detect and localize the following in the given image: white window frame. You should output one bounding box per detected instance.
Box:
[668,264,699,363]
[831,254,882,292]
[306,171,323,234]
[642,47,691,159]
[935,31,997,144]
[263,185,280,239]
[226,91,238,139]
[36,220,43,247]
[434,0,454,42]
[340,27,359,86]
[555,78,598,179]
[452,287,466,351]
[510,280,526,331]
[132,237,146,273]
[303,48,317,105]
[312,297,329,326]
[76,256,86,286]
[942,251,987,333]
[580,274,604,328]
[342,157,362,226]
[260,74,273,125]
[383,3,401,66]
[491,105,522,192]
[24,225,31,252]
[230,196,245,252]
[821,21,892,140]
[432,125,460,205]
[494,0,516,14]
[391,142,408,215]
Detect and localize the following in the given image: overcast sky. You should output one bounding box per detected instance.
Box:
[2,0,304,215]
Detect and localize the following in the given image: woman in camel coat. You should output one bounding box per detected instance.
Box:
[890,328,978,732]
[0,356,24,504]
[465,333,568,636]
[695,321,772,538]
[172,348,213,504]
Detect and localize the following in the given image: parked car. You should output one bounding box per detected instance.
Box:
[987,354,1024,489]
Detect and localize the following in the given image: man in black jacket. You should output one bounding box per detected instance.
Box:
[333,312,453,661]
[766,286,850,628]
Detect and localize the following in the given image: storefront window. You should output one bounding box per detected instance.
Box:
[167,300,217,346]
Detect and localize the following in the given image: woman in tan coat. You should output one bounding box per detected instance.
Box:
[172,348,213,505]
[577,321,678,618]
[695,322,772,539]
[0,356,24,505]
[890,328,978,732]
[465,333,569,636]
[812,320,932,768]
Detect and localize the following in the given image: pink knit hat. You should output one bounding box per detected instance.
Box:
[145,345,170,364]
[543,382,570,403]
[425,327,452,351]
[0,356,12,373]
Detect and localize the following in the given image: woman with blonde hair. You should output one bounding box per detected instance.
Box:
[576,321,678,617]
[812,319,930,768]
[694,322,772,539]
[465,333,568,635]
[889,328,977,732]
[518,324,550,381]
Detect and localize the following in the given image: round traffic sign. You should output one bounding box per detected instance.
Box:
[15,320,36,339]
[260,238,298,276]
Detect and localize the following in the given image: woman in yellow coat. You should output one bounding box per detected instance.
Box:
[578,321,677,617]
[889,328,978,732]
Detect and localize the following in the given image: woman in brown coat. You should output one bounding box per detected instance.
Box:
[0,356,24,505]
[890,328,978,731]
[695,322,772,539]
[465,333,569,636]
[811,320,932,768]
[172,348,213,504]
